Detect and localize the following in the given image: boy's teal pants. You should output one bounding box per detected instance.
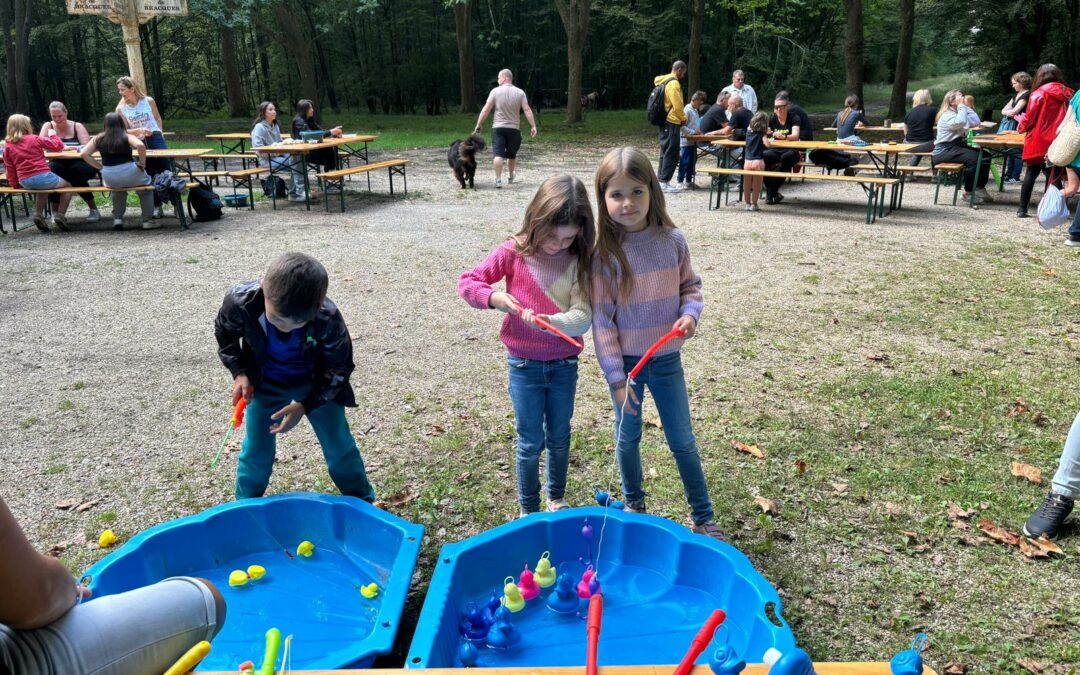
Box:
[236,380,375,501]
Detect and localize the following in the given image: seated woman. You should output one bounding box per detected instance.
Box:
[902,89,936,165]
[116,76,169,217]
[252,101,304,202]
[0,496,225,675]
[2,114,72,232]
[931,89,990,204]
[39,101,101,224]
[290,99,342,190]
[80,113,158,230]
[832,95,870,141]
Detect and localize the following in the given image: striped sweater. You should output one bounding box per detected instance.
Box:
[591,226,703,385]
[458,239,591,361]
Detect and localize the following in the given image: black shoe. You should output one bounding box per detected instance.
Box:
[772,193,784,205]
[765,197,776,205]
[844,168,856,177]
[1017,208,1030,218]
[1023,492,1074,539]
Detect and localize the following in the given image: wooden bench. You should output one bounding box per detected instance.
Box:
[698,167,899,224]
[225,167,271,210]
[931,163,965,205]
[0,183,197,232]
[316,159,409,212]
[201,152,258,172]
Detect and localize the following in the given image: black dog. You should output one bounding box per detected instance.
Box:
[448,133,486,189]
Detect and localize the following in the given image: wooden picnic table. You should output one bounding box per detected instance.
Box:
[201,665,937,675]
[206,132,255,154]
[970,131,1025,208]
[254,135,379,210]
[45,148,212,184]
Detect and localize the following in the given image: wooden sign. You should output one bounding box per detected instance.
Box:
[65,0,116,14]
[137,0,187,16]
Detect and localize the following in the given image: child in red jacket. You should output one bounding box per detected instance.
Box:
[3,114,73,231]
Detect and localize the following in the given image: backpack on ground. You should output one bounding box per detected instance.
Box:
[187,186,223,222]
[647,76,675,126]
[261,175,287,199]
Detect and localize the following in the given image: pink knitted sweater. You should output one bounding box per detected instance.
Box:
[458,239,591,361]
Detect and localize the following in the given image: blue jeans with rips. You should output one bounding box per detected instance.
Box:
[610,351,714,525]
[507,355,579,513]
[237,379,375,501]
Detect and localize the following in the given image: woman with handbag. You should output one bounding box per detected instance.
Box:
[1016,64,1074,218]
[1055,89,1080,246]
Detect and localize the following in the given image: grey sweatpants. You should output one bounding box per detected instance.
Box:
[100,162,155,220]
[0,577,220,675]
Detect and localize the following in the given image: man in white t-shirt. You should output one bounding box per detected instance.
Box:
[474,69,538,188]
[720,70,758,113]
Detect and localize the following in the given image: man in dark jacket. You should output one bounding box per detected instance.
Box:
[215,252,375,501]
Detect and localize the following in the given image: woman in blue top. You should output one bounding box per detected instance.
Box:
[833,95,869,141]
[116,76,170,217]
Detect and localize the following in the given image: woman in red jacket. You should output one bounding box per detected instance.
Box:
[1017,64,1075,218]
[3,114,72,231]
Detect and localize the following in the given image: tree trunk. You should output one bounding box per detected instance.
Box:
[273,0,318,107]
[3,0,33,113]
[554,0,591,124]
[453,1,477,113]
[220,24,246,117]
[687,0,704,97]
[887,0,914,119]
[842,0,864,106]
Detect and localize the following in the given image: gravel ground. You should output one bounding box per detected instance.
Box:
[1,142,1073,667]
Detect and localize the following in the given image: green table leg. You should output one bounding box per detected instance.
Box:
[970,146,985,208]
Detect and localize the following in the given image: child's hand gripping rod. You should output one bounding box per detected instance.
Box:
[586,593,604,675]
[211,395,249,469]
[627,327,687,384]
[509,299,582,348]
[672,609,727,675]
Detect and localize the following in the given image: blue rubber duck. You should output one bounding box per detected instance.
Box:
[709,644,746,674]
[482,590,500,626]
[485,605,521,649]
[458,602,489,640]
[890,634,926,675]
[458,639,479,667]
[546,572,580,614]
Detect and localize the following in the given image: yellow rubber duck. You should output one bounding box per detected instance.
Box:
[228,570,249,587]
[297,541,315,558]
[247,565,266,581]
[534,551,555,588]
[97,530,118,548]
[360,583,379,599]
[502,576,525,612]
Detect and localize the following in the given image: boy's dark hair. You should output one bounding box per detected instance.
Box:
[262,252,329,321]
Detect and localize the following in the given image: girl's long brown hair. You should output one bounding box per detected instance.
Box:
[936,89,962,123]
[514,174,595,297]
[838,95,860,125]
[593,147,675,303]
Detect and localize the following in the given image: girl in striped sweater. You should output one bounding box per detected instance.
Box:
[592,147,723,540]
[458,175,595,517]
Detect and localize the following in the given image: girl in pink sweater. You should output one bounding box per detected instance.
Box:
[458,175,594,516]
[3,114,71,232]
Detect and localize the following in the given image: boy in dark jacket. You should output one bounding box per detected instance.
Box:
[214,252,375,501]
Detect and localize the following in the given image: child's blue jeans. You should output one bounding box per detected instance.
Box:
[678,146,697,183]
[609,351,714,525]
[1052,408,1080,498]
[237,379,375,501]
[507,355,578,513]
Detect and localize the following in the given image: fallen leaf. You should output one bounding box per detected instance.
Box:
[1043,267,1058,277]
[1029,535,1064,557]
[74,498,100,513]
[55,498,80,510]
[936,408,952,419]
[832,482,849,494]
[754,496,779,516]
[1018,446,1032,454]
[947,501,976,530]
[644,416,663,429]
[342,276,354,282]
[866,353,890,362]
[383,491,418,507]
[1019,537,1049,559]
[884,502,902,517]
[1006,397,1028,417]
[731,440,765,459]
[978,517,1020,547]
[794,459,808,475]
[943,663,969,675]
[46,542,69,556]
[1016,658,1044,674]
[957,535,985,547]
[1032,411,1050,427]
[425,424,446,436]
[901,530,919,544]
[1010,462,1043,485]
[455,471,472,482]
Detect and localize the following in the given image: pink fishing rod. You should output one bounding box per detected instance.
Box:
[509,299,582,348]
[628,327,687,383]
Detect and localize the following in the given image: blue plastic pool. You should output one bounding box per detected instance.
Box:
[407,508,795,668]
[82,493,424,671]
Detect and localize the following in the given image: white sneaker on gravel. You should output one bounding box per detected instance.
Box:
[495,179,503,189]
[660,182,678,193]
[112,218,124,230]
[85,210,101,223]
[142,220,162,230]
[152,206,164,219]
[288,194,307,203]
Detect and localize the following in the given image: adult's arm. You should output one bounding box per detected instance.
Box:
[80,137,103,170]
[38,122,53,138]
[147,97,164,132]
[474,95,495,132]
[959,104,980,127]
[0,497,80,630]
[75,122,92,146]
[129,134,147,168]
[521,96,538,137]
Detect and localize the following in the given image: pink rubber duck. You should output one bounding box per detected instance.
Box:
[577,565,600,599]
[517,564,540,601]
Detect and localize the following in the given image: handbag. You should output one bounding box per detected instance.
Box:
[1047,109,1080,166]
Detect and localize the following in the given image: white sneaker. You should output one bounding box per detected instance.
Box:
[152,206,164,219]
[546,498,571,512]
[975,188,993,203]
[85,210,101,223]
[1065,237,1080,247]
[495,179,503,189]
[660,182,677,193]
[676,181,686,189]
[288,194,307,203]
[507,172,515,184]
[112,218,124,230]
[142,220,163,230]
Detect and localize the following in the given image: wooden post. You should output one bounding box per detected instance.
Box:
[118,0,147,92]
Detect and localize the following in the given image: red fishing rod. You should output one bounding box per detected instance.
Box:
[672,609,726,675]
[509,299,582,348]
[628,327,687,383]
[586,593,604,675]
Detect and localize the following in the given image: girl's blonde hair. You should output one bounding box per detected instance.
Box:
[116,76,146,101]
[749,111,769,132]
[5,114,33,143]
[593,146,675,303]
[839,94,860,125]
[912,89,932,107]
[936,89,962,123]
[514,174,595,296]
